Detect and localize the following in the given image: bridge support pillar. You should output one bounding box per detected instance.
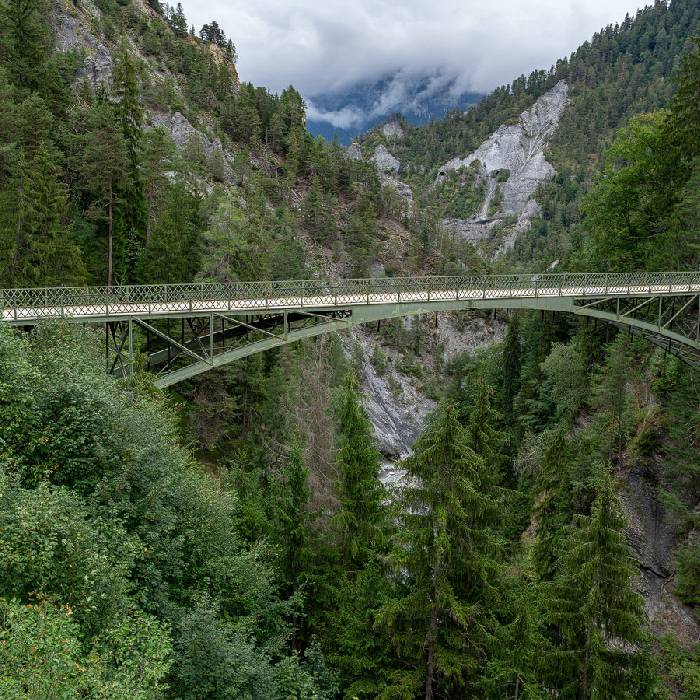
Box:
[105,320,134,379]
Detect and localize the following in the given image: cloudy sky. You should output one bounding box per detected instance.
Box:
[186,0,648,97]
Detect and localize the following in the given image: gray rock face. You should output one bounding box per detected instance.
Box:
[441,217,496,245]
[55,11,113,86]
[149,111,234,181]
[151,111,201,149]
[619,460,700,646]
[357,144,414,215]
[346,142,363,161]
[353,314,503,486]
[372,144,401,174]
[353,331,435,460]
[438,81,568,255]
[380,172,415,215]
[382,121,404,139]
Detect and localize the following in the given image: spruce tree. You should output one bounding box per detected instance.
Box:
[333,369,385,571]
[72,100,129,287]
[1,142,84,287]
[547,465,656,699]
[0,0,50,90]
[468,376,507,482]
[112,48,147,280]
[380,402,501,699]
[501,314,522,423]
[271,439,313,593]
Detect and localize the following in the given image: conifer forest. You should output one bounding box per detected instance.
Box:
[0,1,699,698]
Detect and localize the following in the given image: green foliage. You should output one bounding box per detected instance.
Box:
[0,324,330,699]
[546,466,657,699]
[675,539,700,606]
[333,369,386,569]
[0,598,171,699]
[380,402,501,698]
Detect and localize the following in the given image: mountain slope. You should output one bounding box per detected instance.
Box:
[354,0,700,266]
[2,1,700,698]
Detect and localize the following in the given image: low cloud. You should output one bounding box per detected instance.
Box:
[185,1,647,97]
[305,102,366,129]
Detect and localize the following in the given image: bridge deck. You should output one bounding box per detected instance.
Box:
[2,273,700,324]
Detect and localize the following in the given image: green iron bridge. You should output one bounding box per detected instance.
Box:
[3,271,700,387]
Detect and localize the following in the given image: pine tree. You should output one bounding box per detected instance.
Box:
[593,335,634,463]
[271,439,313,593]
[380,402,501,699]
[468,376,507,482]
[72,100,129,287]
[140,126,177,247]
[169,2,188,36]
[547,465,656,699]
[301,177,335,245]
[0,141,84,287]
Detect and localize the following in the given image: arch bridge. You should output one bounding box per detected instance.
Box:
[3,272,700,387]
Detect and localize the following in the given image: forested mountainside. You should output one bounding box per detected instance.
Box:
[1,0,700,699]
[357,0,700,267]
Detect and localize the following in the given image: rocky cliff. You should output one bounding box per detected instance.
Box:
[437,81,569,255]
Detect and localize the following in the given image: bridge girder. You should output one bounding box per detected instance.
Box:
[148,294,700,387]
[3,274,700,386]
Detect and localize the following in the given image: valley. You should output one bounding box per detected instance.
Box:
[0,0,699,698]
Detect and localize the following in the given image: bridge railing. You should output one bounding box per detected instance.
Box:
[2,272,700,322]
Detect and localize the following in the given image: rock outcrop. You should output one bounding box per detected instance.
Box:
[371,144,401,174]
[620,460,700,646]
[355,145,414,215]
[382,121,404,139]
[346,142,363,161]
[55,9,113,86]
[437,81,568,255]
[354,314,504,488]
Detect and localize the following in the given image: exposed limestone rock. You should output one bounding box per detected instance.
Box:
[620,461,700,646]
[440,217,498,245]
[437,81,569,256]
[372,144,401,174]
[382,121,404,139]
[501,199,542,254]
[380,173,415,216]
[350,330,435,461]
[346,142,363,161]
[55,10,113,86]
[352,313,504,473]
[149,111,233,179]
[150,111,201,149]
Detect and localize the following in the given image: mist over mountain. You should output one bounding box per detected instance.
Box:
[306,70,484,144]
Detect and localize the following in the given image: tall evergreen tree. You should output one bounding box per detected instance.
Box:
[112,48,147,280]
[468,376,507,481]
[501,314,522,423]
[547,465,656,699]
[270,439,314,594]
[380,402,501,699]
[0,141,84,286]
[333,369,385,571]
[72,100,129,287]
[0,0,50,90]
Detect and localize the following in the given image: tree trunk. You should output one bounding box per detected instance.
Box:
[425,605,437,700]
[425,546,441,700]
